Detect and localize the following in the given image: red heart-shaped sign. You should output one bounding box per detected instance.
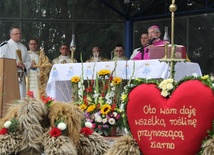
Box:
[127,80,214,155]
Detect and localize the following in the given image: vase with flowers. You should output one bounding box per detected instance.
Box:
[71,69,124,136]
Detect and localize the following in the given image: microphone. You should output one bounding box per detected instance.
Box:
[148,37,157,45]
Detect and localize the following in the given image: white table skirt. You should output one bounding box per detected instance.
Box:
[46,60,202,102]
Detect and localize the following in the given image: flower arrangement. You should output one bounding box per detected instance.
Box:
[49,120,67,137]
[158,78,175,97]
[71,69,124,136]
[0,118,19,135]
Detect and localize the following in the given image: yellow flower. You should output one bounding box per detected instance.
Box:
[79,104,87,111]
[201,75,209,80]
[121,94,127,101]
[136,78,141,82]
[71,76,80,83]
[100,104,111,115]
[87,104,96,113]
[98,69,110,76]
[112,77,122,85]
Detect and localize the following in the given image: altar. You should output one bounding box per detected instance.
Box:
[46,60,202,102]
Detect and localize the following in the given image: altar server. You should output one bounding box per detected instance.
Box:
[0,26,31,99]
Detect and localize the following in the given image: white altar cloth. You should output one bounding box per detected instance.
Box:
[46,60,202,102]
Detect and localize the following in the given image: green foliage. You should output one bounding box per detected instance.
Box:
[8,118,19,133]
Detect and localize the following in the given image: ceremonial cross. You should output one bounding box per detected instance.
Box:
[160,0,186,79]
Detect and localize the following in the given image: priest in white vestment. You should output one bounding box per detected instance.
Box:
[111,44,128,61]
[27,38,52,99]
[52,43,77,64]
[85,46,109,62]
[0,27,31,99]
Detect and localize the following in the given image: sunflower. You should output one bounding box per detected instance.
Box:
[86,104,96,113]
[112,77,122,85]
[98,69,110,76]
[79,104,87,111]
[100,104,111,115]
[71,76,80,83]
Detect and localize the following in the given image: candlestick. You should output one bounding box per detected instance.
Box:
[70,34,76,63]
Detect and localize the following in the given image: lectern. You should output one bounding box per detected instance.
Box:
[0,58,20,118]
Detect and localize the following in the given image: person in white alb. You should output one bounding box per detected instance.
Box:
[27,38,52,99]
[0,26,31,99]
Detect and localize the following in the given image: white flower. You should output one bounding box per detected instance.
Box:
[119,104,125,110]
[109,91,115,97]
[85,122,93,128]
[93,93,99,98]
[78,89,83,95]
[106,99,112,104]
[211,75,214,81]
[161,84,167,90]
[102,118,108,124]
[161,90,169,97]
[212,83,214,87]
[78,82,82,88]
[105,93,111,100]
[113,112,118,117]
[111,86,115,91]
[192,73,198,78]
[95,116,102,123]
[57,122,67,130]
[159,80,167,88]
[166,78,173,83]
[166,83,173,90]
[108,118,116,125]
[4,121,12,128]
[94,113,99,118]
